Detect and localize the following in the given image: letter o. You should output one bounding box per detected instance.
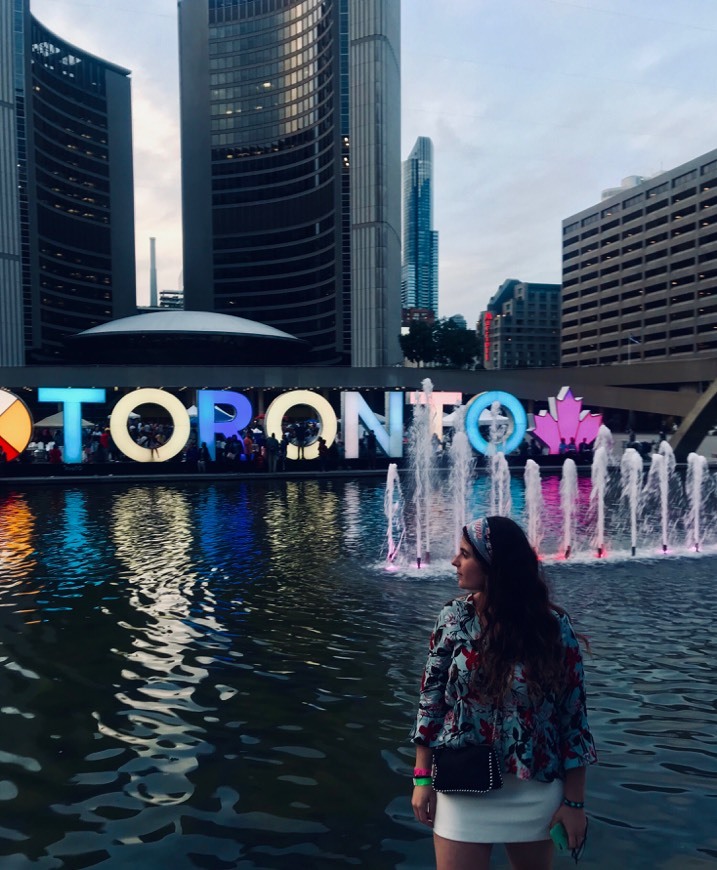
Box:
[464,390,528,455]
[109,389,191,463]
[264,390,337,460]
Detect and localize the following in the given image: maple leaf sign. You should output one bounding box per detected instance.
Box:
[531,387,602,454]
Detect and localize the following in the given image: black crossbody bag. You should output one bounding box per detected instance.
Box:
[431,711,503,795]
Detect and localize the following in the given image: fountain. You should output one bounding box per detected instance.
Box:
[643,440,677,553]
[407,378,437,567]
[386,397,717,566]
[621,447,643,556]
[524,459,543,553]
[384,462,405,563]
[489,453,512,517]
[560,457,578,559]
[685,452,709,553]
[447,405,474,552]
[590,442,609,558]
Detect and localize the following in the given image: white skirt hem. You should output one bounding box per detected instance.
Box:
[433,774,563,844]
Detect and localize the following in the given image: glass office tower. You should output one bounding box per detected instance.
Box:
[402,136,438,316]
[178,0,401,366]
[0,0,136,364]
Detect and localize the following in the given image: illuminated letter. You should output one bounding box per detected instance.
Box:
[464,391,528,455]
[264,390,337,460]
[341,391,404,459]
[109,388,190,462]
[407,391,462,440]
[38,387,106,464]
[197,390,253,460]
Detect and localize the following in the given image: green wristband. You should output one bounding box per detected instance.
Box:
[562,797,585,809]
[413,777,432,787]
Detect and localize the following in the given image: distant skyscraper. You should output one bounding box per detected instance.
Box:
[448,314,467,330]
[0,0,136,365]
[178,0,401,366]
[402,136,438,317]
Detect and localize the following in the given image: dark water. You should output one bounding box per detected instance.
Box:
[0,478,715,869]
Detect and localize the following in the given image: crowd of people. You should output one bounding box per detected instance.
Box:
[5,416,678,474]
[10,418,360,473]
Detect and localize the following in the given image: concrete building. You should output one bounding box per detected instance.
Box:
[562,149,717,366]
[159,289,184,310]
[479,279,561,369]
[0,0,136,365]
[401,306,435,327]
[402,136,438,317]
[178,0,401,367]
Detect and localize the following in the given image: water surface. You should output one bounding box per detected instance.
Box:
[0,477,715,868]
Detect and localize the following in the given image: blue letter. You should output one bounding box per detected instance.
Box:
[38,387,106,463]
[465,391,527,455]
[197,390,253,460]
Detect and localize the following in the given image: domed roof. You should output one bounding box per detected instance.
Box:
[77,310,302,342]
[67,309,311,365]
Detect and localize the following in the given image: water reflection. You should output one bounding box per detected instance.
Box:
[0,492,37,580]
[0,491,39,624]
[107,487,221,816]
[0,479,714,867]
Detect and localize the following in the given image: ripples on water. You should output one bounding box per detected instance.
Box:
[0,477,715,868]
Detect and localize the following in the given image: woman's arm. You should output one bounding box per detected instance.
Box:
[552,616,596,849]
[410,603,460,827]
[557,617,598,771]
[411,744,435,827]
[549,767,586,849]
[410,603,457,745]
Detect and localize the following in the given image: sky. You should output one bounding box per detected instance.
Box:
[31,0,717,328]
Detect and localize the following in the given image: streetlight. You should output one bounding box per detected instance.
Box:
[627,334,640,364]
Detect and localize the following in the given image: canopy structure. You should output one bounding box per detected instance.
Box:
[185,404,234,422]
[34,412,94,429]
[443,409,508,426]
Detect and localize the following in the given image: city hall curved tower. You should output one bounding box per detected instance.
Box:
[0,1,136,365]
[178,0,401,366]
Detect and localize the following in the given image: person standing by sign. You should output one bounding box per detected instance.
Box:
[410,516,597,869]
[265,433,280,473]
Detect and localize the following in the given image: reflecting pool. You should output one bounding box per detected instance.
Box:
[0,477,715,868]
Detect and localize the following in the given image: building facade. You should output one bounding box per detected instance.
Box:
[402,136,438,317]
[178,0,401,367]
[159,289,184,310]
[479,279,561,369]
[0,0,136,365]
[562,149,717,366]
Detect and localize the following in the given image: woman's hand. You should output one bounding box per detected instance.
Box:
[549,805,586,851]
[411,784,436,827]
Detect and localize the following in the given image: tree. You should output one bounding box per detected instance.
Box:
[399,318,480,369]
[434,319,480,369]
[399,320,435,365]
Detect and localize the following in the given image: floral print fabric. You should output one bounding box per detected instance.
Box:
[411,596,598,783]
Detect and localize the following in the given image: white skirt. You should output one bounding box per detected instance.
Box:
[433,774,563,843]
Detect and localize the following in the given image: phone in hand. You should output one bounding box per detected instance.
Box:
[549,821,569,851]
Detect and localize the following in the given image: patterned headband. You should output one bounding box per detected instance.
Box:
[465,517,493,565]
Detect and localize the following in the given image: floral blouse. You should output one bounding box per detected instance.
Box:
[411,596,598,783]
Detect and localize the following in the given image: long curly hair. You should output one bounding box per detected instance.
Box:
[466,516,568,704]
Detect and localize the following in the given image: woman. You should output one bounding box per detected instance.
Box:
[411,516,597,870]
